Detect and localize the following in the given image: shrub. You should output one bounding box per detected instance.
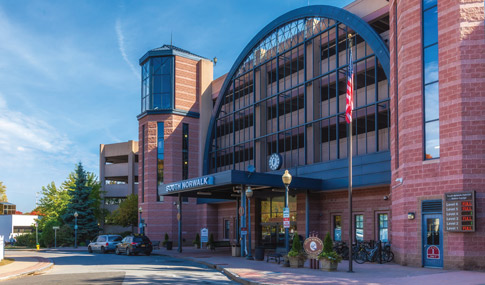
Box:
[323,232,333,254]
[288,232,305,258]
[193,233,200,246]
[162,233,170,246]
[15,233,36,247]
[57,224,74,246]
[41,219,61,248]
[118,231,132,237]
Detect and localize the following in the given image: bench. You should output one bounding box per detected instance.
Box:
[152,241,160,250]
[209,241,231,251]
[266,247,287,264]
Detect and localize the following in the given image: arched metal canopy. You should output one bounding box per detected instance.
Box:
[203,5,390,174]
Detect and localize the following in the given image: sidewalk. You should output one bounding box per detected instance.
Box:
[153,247,485,285]
[0,252,53,281]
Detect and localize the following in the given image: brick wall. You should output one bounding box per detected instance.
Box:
[390,0,485,269]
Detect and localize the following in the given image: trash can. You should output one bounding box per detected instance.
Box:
[255,246,265,261]
[166,241,173,250]
[232,245,241,257]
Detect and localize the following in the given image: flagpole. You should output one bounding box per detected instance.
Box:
[347,33,353,273]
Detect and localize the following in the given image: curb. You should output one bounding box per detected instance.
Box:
[0,257,54,281]
[161,253,260,285]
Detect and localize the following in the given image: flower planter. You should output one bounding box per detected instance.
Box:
[319,258,338,271]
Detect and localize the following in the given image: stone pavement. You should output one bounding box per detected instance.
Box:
[0,251,53,281]
[153,247,485,285]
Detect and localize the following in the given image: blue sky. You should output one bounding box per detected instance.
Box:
[0,0,352,212]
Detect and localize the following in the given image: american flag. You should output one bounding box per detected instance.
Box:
[345,48,354,124]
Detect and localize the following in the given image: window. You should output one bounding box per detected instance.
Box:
[104,197,126,205]
[333,215,342,241]
[182,123,189,180]
[157,122,164,201]
[423,0,439,159]
[141,56,173,112]
[97,236,106,242]
[13,226,33,233]
[378,214,389,242]
[224,220,230,239]
[142,125,145,203]
[355,214,364,241]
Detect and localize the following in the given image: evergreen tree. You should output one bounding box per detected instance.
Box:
[323,232,333,254]
[62,163,99,242]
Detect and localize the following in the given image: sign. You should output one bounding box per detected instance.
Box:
[166,176,214,192]
[52,226,60,230]
[239,206,245,216]
[138,223,144,229]
[283,207,290,218]
[427,246,440,259]
[176,213,181,221]
[283,220,290,228]
[303,237,324,259]
[201,228,209,243]
[241,227,247,235]
[444,191,475,232]
[74,225,78,230]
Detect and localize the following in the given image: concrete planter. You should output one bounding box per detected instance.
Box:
[319,258,338,271]
[288,255,305,268]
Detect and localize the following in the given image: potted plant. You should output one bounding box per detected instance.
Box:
[206,233,215,250]
[193,233,201,249]
[318,232,342,271]
[162,233,173,250]
[287,232,307,268]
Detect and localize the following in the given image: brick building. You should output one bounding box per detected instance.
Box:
[137,0,484,270]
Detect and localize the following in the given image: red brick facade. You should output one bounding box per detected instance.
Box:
[390,0,485,269]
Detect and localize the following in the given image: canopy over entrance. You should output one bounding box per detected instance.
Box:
[158,170,325,199]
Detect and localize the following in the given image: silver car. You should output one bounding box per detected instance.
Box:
[88,235,123,253]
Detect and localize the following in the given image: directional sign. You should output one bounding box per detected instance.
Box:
[52,226,60,230]
[283,207,290,218]
[241,227,247,235]
[201,228,209,243]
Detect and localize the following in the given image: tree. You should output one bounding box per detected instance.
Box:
[106,194,138,228]
[62,170,105,223]
[37,182,70,230]
[62,163,99,243]
[0,181,8,202]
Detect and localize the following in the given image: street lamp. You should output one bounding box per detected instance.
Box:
[35,222,39,250]
[138,207,144,235]
[246,186,254,260]
[282,170,292,261]
[74,211,79,248]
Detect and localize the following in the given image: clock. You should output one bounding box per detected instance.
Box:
[268,153,282,171]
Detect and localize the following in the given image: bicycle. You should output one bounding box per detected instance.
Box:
[381,243,394,262]
[333,241,349,260]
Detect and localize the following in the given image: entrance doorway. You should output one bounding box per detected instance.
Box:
[422,214,443,267]
[260,195,297,248]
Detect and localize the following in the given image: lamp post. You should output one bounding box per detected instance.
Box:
[138,207,144,235]
[74,211,78,248]
[35,222,39,250]
[246,186,254,260]
[282,170,292,260]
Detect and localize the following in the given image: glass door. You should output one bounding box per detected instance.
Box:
[422,214,443,267]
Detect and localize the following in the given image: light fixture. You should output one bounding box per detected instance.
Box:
[138,207,143,213]
[246,186,253,198]
[197,191,212,196]
[383,195,389,200]
[282,170,292,186]
[408,212,415,220]
[74,212,78,218]
[213,57,218,65]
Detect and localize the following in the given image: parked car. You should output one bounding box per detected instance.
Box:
[88,235,123,254]
[115,234,153,256]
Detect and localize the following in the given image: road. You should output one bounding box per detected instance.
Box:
[4,250,237,284]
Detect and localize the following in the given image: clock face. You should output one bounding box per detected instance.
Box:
[268,153,282,171]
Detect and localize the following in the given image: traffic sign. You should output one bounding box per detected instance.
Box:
[283,221,290,228]
[241,227,247,235]
[52,226,60,230]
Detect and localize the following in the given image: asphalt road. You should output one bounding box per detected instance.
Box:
[4,250,237,284]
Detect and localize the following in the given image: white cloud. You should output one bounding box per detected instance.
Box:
[116,18,139,79]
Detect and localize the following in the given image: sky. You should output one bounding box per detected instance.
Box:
[0,0,353,212]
